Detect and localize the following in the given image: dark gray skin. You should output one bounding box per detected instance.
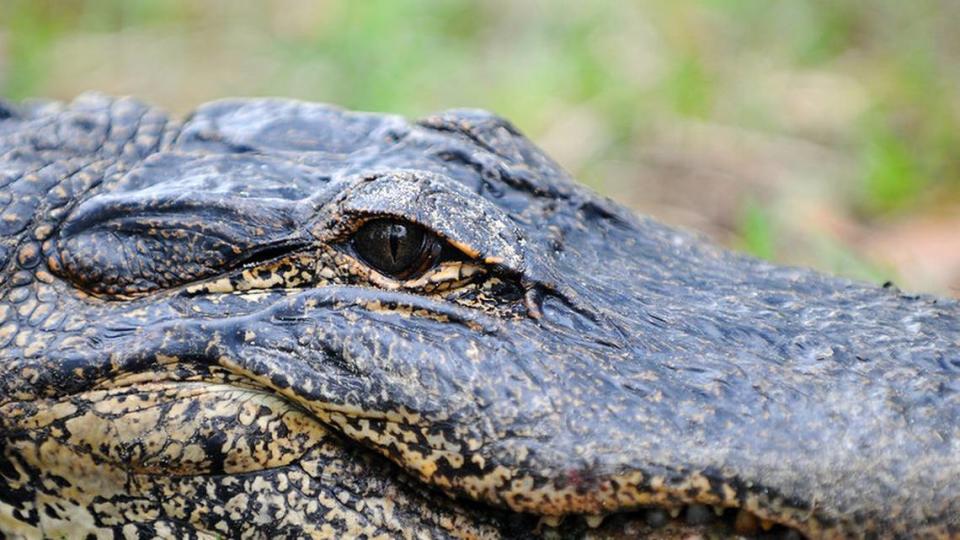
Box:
[1,93,958,539]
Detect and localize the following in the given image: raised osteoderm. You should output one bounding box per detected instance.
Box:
[1,94,958,539]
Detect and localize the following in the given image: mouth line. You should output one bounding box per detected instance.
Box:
[299,403,817,538]
[529,504,808,539]
[471,473,816,539]
[315,423,816,538]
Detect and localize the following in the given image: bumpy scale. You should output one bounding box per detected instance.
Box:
[1,94,959,539]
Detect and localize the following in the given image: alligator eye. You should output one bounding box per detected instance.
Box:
[352,219,442,279]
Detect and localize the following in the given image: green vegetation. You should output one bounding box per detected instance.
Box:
[736,199,776,261]
[1,0,957,295]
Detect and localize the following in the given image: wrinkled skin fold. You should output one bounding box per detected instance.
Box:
[0,94,959,539]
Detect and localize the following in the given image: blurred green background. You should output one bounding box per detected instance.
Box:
[2,0,958,296]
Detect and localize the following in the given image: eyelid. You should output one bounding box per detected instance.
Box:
[358,259,487,294]
[325,171,525,270]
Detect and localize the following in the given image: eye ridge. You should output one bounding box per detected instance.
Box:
[352,218,445,280]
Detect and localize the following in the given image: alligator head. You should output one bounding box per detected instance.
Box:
[1,94,958,539]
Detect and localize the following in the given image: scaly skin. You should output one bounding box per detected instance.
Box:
[0,94,958,539]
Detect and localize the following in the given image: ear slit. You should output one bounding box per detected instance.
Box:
[237,241,311,268]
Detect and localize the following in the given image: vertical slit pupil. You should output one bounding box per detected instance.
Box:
[388,225,403,265]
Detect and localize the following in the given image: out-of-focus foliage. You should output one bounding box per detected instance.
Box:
[1,0,958,295]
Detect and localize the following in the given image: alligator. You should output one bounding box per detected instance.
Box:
[0,93,958,540]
